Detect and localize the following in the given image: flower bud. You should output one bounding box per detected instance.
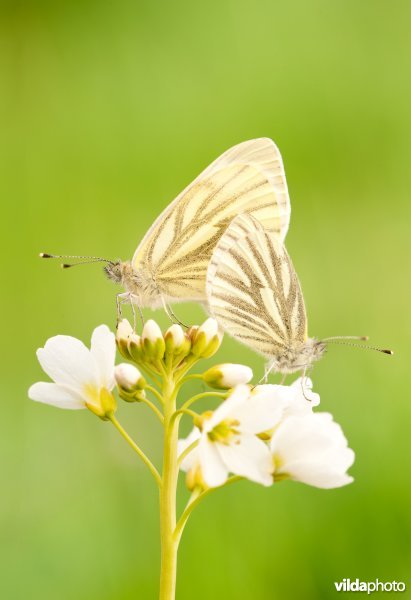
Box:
[116,319,134,360]
[115,363,146,392]
[142,320,165,360]
[191,318,223,358]
[128,333,143,363]
[203,363,253,389]
[119,388,147,403]
[164,324,191,357]
[186,325,199,340]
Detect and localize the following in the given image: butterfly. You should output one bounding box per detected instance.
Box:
[205,213,325,374]
[206,213,392,375]
[102,138,291,316]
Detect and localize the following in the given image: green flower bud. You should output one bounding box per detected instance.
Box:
[115,363,146,392]
[191,319,223,358]
[164,324,191,357]
[142,320,165,361]
[116,319,134,360]
[119,388,147,403]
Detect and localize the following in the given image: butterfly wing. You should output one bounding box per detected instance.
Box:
[133,138,291,301]
[206,214,307,358]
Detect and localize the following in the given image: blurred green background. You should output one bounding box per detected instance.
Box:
[1,0,410,598]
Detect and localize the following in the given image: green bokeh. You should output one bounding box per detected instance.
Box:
[1,1,410,598]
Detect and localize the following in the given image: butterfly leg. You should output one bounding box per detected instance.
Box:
[161,296,189,328]
[129,294,137,330]
[129,295,145,329]
[253,361,276,388]
[300,368,313,402]
[167,304,189,328]
[116,293,144,329]
[116,293,126,326]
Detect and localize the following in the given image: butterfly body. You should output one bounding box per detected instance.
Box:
[268,339,326,374]
[105,261,164,308]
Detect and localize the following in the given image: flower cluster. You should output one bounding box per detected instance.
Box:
[178,378,354,490]
[29,319,354,492]
[116,317,222,370]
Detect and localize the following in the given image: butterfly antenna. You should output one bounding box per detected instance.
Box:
[323,337,393,355]
[39,253,115,268]
[322,335,369,341]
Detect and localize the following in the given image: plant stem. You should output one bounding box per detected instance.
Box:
[180,391,227,411]
[173,476,242,545]
[109,415,161,487]
[178,373,204,386]
[159,375,179,600]
[146,384,164,404]
[169,408,199,428]
[140,396,165,424]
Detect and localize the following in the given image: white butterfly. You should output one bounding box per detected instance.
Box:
[103,138,291,316]
[206,213,393,375]
[206,213,325,374]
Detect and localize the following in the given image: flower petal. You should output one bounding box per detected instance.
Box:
[281,459,354,489]
[90,325,116,389]
[233,392,285,434]
[37,335,97,388]
[28,382,86,409]
[177,428,201,472]
[253,379,320,417]
[271,413,355,489]
[204,385,250,432]
[216,434,273,486]
[290,377,320,407]
[198,437,228,487]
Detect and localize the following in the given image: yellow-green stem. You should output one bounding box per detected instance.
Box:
[174,476,242,545]
[159,375,179,600]
[109,415,161,487]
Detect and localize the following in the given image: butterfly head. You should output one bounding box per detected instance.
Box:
[272,338,327,375]
[104,260,126,284]
[104,260,158,305]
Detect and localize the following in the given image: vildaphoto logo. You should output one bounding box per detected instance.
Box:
[335,579,406,594]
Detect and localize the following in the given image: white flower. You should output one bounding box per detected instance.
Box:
[180,385,284,488]
[270,413,355,489]
[114,363,145,391]
[203,364,253,389]
[29,325,117,417]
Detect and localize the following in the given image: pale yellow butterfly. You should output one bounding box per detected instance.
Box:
[104,138,291,314]
[206,214,392,375]
[41,138,291,322]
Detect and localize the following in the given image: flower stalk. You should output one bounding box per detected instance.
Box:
[29,319,355,600]
[159,373,179,600]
